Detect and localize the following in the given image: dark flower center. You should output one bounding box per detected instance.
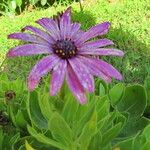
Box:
[0,111,9,126]
[52,39,77,59]
[5,90,16,100]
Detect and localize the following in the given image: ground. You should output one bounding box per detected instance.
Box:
[0,0,149,83]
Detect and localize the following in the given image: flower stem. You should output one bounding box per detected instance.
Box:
[79,0,83,12]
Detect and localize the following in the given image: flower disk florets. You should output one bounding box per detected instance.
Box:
[52,39,77,59]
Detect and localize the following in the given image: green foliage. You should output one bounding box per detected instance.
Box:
[0,73,150,149]
[25,84,126,150]
[0,129,21,150]
[0,0,76,16]
[0,0,54,16]
[0,73,29,130]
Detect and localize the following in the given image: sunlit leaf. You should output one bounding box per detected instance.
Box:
[25,140,35,150]
[48,112,73,148]
[27,125,65,149]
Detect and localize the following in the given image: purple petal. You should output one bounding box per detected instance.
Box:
[78,56,112,82]
[36,18,60,41]
[75,22,111,45]
[7,44,52,57]
[81,39,114,49]
[70,23,81,39]
[69,57,94,92]
[96,59,123,80]
[79,48,124,56]
[28,55,60,91]
[72,30,85,46]
[79,56,122,80]
[50,59,67,96]
[8,33,49,46]
[22,25,55,44]
[60,7,71,39]
[66,64,87,104]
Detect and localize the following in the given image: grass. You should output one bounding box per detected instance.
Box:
[0,0,150,83]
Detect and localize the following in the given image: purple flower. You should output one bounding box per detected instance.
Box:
[6,7,124,104]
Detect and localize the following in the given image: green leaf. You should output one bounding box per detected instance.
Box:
[144,77,150,106]
[0,129,4,150]
[120,117,150,138]
[75,101,95,137]
[29,0,39,5]
[41,0,47,6]
[95,79,108,96]
[141,141,150,150]
[62,95,79,125]
[101,122,123,147]
[16,0,22,7]
[8,0,17,11]
[100,111,117,133]
[25,140,35,150]
[142,124,150,140]
[15,110,27,128]
[10,133,20,149]
[78,111,97,150]
[27,91,48,129]
[132,134,146,150]
[96,96,110,122]
[88,131,102,150]
[27,125,65,149]
[38,93,53,120]
[117,84,147,120]
[48,112,73,148]
[109,83,125,106]
[9,105,18,127]
[113,138,134,150]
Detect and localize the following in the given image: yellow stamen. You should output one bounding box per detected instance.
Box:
[59,50,63,53]
[62,53,65,56]
[72,50,75,54]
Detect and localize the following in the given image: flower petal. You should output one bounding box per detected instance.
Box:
[7,44,52,57]
[50,59,67,95]
[75,22,111,45]
[79,56,122,80]
[28,55,60,91]
[60,7,71,39]
[8,33,49,46]
[81,38,114,49]
[79,48,124,56]
[70,23,81,39]
[96,59,123,80]
[78,56,112,82]
[66,64,87,104]
[36,18,60,41]
[22,25,54,44]
[69,57,94,92]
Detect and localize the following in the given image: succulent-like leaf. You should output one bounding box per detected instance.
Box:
[62,95,79,125]
[25,140,35,150]
[48,112,73,148]
[41,0,47,6]
[78,111,97,150]
[38,93,53,120]
[27,125,65,149]
[27,91,48,129]
[117,84,147,120]
[109,83,125,106]
[120,117,150,138]
[101,122,122,147]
